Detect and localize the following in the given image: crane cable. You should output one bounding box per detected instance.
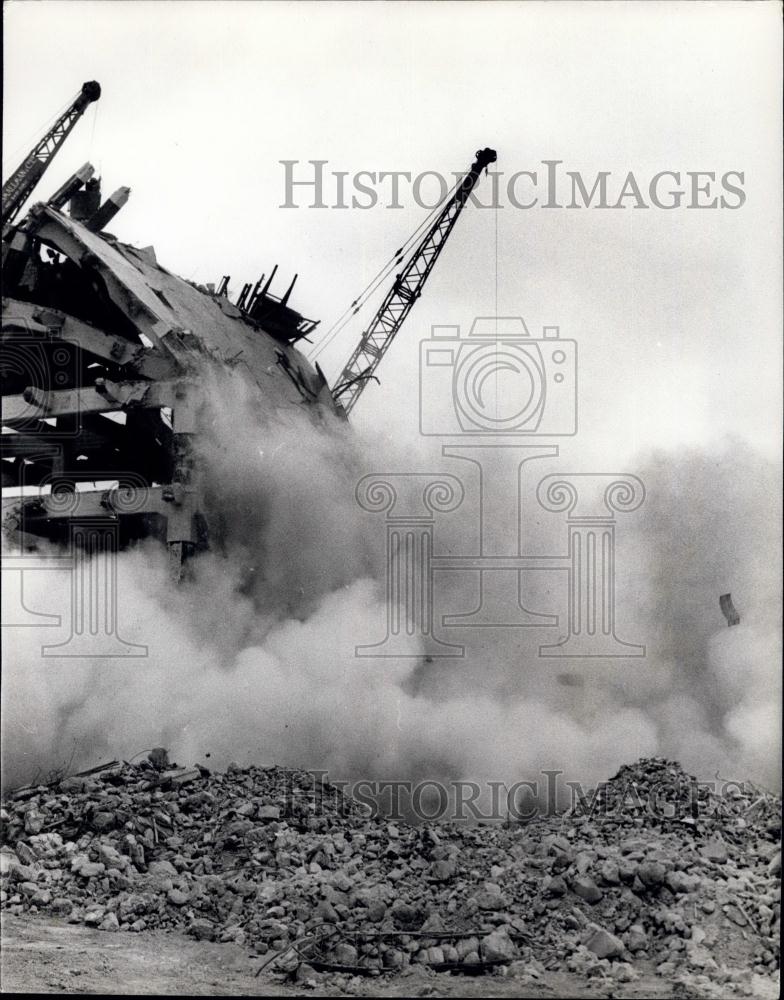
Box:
[494,152,500,421]
[306,170,467,365]
[89,99,99,153]
[89,99,102,182]
[307,192,446,363]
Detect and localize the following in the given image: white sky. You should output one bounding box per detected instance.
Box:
[3,0,782,466]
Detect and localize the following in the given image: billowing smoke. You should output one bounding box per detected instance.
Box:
[630,442,781,785]
[2,370,780,796]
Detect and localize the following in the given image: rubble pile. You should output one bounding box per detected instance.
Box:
[1,756,780,994]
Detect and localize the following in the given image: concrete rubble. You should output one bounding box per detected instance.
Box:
[1,756,780,995]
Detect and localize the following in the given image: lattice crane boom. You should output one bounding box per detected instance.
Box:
[333,146,496,414]
[2,80,101,229]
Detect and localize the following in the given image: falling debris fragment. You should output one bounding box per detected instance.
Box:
[720,593,741,627]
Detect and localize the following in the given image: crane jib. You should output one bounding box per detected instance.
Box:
[334,147,497,415]
[1,81,101,230]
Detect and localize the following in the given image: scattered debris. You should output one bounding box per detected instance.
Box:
[0,756,780,992]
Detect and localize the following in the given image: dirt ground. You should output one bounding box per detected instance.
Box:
[1,914,699,997]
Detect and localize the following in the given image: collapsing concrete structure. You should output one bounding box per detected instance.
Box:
[2,171,341,574]
[3,83,496,578]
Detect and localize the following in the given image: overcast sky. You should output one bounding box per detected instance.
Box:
[3,1,781,467]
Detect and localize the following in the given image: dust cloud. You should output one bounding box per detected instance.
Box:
[2,372,780,795]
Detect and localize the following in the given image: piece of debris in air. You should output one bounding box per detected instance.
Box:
[720,593,740,627]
